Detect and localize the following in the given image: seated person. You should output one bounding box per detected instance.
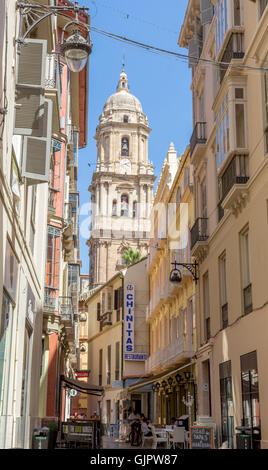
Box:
[141,414,152,437]
[171,417,179,426]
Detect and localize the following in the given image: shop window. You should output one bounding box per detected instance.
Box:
[219,361,234,448]
[240,351,261,448]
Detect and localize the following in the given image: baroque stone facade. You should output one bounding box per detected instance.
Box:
[88,68,156,286]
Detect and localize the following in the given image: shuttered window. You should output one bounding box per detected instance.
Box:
[14,39,47,136]
[22,99,52,184]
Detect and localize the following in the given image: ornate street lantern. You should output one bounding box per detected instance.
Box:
[61,28,92,72]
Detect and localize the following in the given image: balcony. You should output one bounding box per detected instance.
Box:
[44,289,58,313]
[100,312,112,331]
[145,334,193,374]
[190,217,209,261]
[45,53,61,133]
[220,154,249,215]
[220,32,244,84]
[59,297,73,325]
[190,122,207,164]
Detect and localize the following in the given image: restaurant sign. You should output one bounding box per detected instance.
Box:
[74,370,91,378]
[124,283,135,355]
[124,353,148,361]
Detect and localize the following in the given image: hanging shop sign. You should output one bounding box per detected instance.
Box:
[124,283,135,355]
[74,370,91,378]
[124,353,148,361]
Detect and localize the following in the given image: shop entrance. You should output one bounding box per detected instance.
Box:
[131,394,141,415]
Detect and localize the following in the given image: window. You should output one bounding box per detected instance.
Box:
[219,361,234,448]
[263,55,268,152]
[107,345,111,385]
[99,349,103,386]
[121,194,129,217]
[241,351,261,448]
[115,342,120,380]
[112,200,117,217]
[215,0,243,56]
[121,137,129,156]
[107,291,112,312]
[219,252,228,329]
[123,115,128,123]
[259,0,268,19]
[200,179,207,218]
[203,272,210,342]
[216,92,230,168]
[216,87,247,169]
[46,226,60,290]
[240,227,252,315]
[176,186,181,206]
[0,291,13,410]
[133,201,137,218]
[97,302,101,321]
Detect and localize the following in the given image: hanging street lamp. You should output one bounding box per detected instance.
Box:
[16,1,92,72]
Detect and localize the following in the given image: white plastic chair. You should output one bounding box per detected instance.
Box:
[169,426,185,449]
[151,426,169,449]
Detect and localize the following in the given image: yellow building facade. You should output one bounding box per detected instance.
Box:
[146,144,197,426]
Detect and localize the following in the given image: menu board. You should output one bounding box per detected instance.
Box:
[189,426,214,449]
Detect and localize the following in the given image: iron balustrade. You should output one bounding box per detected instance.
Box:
[190,217,208,249]
[190,122,207,156]
[59,296,74,322]
[243,283,253,315]
[220,154,249,201]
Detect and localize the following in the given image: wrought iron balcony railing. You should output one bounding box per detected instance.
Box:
[220,154,249,202]
[59,296,73,322]
[190,217,209,250]
[190,122,207,156]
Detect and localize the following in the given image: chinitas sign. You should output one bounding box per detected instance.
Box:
[124,283,135,355]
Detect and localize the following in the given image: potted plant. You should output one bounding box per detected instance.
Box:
[46,422,59,449]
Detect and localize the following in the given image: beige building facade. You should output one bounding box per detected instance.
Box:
[144,144,197,426]
[179,0,268,449]
[88,69,156,287]
[79,258,150,434]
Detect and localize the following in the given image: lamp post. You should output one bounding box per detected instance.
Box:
[182,391,194,427]
[16,1,92,72]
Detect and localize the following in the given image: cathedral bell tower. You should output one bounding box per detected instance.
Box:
[88,67,156,286]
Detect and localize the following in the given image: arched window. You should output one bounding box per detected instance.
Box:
[112,200,117,217]
[121,137,129,156]
[133,201,137,218]
[121,194,129,217]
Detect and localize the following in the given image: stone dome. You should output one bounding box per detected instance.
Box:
[102,68,143,114]
[103,90,143,113]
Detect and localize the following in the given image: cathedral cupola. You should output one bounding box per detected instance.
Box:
[117,65,129,92]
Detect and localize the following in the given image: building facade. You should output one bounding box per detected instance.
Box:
[79,258,149,435]
[144,144,197,426]
[88,68,156,287]
[0,0,89,448]
[179,0,268,448]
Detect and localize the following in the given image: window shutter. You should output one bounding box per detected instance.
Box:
[200,0,214,25]
[21,99,52,184]
[14,39,47,136]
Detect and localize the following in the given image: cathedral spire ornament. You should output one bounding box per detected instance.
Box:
[117,65,129,92]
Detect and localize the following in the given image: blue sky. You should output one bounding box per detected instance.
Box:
[78,0,192,274]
